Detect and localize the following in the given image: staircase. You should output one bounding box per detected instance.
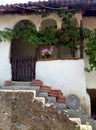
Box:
[3,80,66,111]
[2,80,96,130]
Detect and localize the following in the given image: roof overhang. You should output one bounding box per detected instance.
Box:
[0,0,96,15]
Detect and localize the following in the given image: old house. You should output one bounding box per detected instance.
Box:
[0,0,96,116]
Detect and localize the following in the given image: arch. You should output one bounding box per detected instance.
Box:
[13,19,36,30]
[40,18,57,30]
[11,20,36,81]
[71,17,79,27]
[61,17,79,28]
[11,20,36,57]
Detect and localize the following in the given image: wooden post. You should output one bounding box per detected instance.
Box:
[80,20,84,58]
[72,40,75,58]
[57,29,61,59]
[35,47,39,60]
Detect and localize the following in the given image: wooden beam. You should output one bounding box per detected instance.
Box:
[79,20,84,58]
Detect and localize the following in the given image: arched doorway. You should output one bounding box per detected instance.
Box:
[11,20,36,81]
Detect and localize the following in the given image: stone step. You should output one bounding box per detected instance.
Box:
[77,124,92,130]
[0,89,36,98]
[79,115,96,130]
[69,118,81,125]
[46,96,56,104]
[12,81,32,86]
[67,109,81,118]
[38,92,48,98]
[0,85,40,90]
[29,86,40,95]
[68,111,96,130]
[0,86,40,96]
[56,103,66,111]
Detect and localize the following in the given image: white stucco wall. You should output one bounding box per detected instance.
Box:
[0,13,62,85]
[0,13,93,115]
[36,59,90,116]
[0,13,95,90]
[0,42,11,85]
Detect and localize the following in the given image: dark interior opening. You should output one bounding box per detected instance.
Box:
[87,89,96,119]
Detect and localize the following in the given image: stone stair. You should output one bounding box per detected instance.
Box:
[2,80,96,130]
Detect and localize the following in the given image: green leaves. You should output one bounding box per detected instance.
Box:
[84,28,96,72]
[0,28,13,41]
[39,26,58,46]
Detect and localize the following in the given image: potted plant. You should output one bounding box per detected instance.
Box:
[41,46,54,58]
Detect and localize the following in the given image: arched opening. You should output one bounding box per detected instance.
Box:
[39,18,58,58]
[87,89,96,119]
[40,18,57,30]
[60,17,79,58]
[11,20,36,81]
[71,17,79,27]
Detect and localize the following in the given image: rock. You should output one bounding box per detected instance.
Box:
[0,91,76,130]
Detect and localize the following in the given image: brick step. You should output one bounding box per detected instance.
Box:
[32,79,43,86]
[48,89,62,97]
[56,96,66,103]
[4,80,12,86]
[40,85,51,93]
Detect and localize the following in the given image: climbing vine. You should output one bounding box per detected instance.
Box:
[0,9,96,72]
[0,9,80,48]
[84,28,96,72]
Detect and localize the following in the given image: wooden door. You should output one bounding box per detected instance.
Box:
[11,56,36,81]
